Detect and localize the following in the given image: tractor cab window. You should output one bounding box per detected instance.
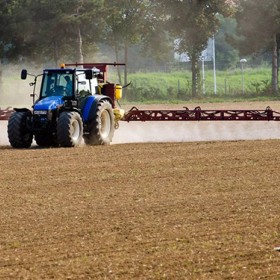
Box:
[76,71,97,97]
[41,71,74,98]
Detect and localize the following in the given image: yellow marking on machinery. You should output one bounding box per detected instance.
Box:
[115,84,122,100]
[113,108,125,129]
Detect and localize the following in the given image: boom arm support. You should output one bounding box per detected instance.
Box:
[64,62,125,83]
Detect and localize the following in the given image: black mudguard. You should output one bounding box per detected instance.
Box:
[14,108,32,114]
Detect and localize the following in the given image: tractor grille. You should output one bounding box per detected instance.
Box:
[32,114,50,129]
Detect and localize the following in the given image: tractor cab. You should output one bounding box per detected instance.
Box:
[75,69,99,97]
[40,69,75,98]
[40,68,99,99]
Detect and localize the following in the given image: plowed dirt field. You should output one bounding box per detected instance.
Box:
[1,102,280,279]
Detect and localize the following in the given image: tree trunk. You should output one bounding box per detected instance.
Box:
[114,39,122,85]
[76,24,83,64]
[53,40,59,66]
[75,4,83,64]
[0,68,2,98]
[277,33,280,89]
[272,33,278,95]
[190,52,201,98]
[124,41,128,86]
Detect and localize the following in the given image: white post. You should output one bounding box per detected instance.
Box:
[240,58,247,94]
[213,35,217,95]
[241,63,244,94]
[202,57,205,95]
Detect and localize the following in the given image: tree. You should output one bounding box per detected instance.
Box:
[0,0,34,62]
[0,0,104,65]
[215,15,239,70]
[0,0,35,93]
[139,0,172,64]
[27,0,105,64]
[234,0,280,94]
[157,0,234,97]
[103,0,151,85]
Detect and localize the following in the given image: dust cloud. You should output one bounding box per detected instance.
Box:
[0,64,41,108]
[112,121,280,144]
[0,121,8,146]
[1,120,280,147]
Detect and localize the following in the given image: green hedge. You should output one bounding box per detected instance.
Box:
[122,67,278,102]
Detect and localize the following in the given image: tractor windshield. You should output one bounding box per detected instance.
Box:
[41,70,75,98]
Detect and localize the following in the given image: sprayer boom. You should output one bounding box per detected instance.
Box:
[123,106,280,122]
[0,107,14,120]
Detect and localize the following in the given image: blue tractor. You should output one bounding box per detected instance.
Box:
[7,63,125,148]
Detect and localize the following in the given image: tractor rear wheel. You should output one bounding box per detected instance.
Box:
[83,100,115,145]
[8,111,33,148]
[57,111,83,147]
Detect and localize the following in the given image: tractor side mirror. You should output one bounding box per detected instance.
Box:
[21,69,27,80]
[85,70,93,80]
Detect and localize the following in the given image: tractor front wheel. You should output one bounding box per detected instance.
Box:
[34,133,57,147]
[57,111,83,147]
[8,111,33,148]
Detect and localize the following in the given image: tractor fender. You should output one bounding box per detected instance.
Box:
[80,95,112,124]
[14,108,32,114]
[13,108,32,120]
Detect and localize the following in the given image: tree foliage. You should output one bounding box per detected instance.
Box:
[0,0,34,62]
[103,0,167,85]
[233,0,280,94]
[215,15,239,70]
[156,0,235,97]
[0,0,104,65]
[0,0,279,96]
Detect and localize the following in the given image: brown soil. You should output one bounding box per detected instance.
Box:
[1,102,280,279]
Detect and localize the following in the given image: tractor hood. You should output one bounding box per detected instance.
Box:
[34,96,64,111]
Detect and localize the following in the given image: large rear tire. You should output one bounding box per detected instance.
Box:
[57,111,83,147]
[7,111,33,148]
[83,100,115,145]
